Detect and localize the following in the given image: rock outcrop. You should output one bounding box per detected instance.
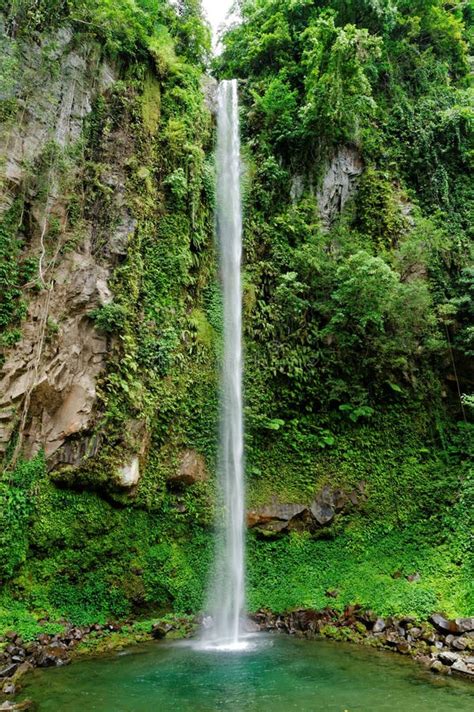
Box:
[0,252,111,459]
[167,449,207,488]
[0,26,134,466]
[317,146,364,228]
[247,482,366,536]
[1,27,114,194]
[250,607,474,679]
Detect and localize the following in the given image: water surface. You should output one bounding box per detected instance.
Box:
[21,635,473,711]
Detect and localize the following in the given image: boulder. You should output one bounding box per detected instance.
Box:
[451,658,469,673]
[438,651,461,665]
[397,641,411,655]
[429,614,460,634]
[372,618,386,634]
[384,630,400,646]
[247,484,361,536]
[169,450,207,487]
[430,659,448,674]
[310,500,335,526]
[455,617,474,633]
[247,503,308,535]
[1,682,15,696]
[151,623,173,640]
[452,636,468,651]
[36,643,70,668]
[0,665,17,679]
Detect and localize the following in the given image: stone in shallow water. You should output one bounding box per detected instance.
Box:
[0,664,17,679]
[438,651,460,665]
[430,659,447,674]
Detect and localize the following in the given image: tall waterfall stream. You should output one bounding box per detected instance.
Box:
[204,79,246,651]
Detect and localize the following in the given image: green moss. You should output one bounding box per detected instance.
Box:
[141,74,161,134]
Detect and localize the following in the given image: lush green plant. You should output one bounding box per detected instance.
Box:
[0,0,472,638]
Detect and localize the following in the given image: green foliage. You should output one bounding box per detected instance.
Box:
[215,0,473,624]
[302,13,381,145]
[89,303,128,334]
[354,168,407,248]
[0,454,46,580]
[2,0,210,65]
[0,0,472,638]
[0,199,28,347]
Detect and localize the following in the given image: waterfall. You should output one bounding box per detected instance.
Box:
[205,79,245,650]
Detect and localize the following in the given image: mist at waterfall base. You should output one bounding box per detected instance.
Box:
[200,79,247,652]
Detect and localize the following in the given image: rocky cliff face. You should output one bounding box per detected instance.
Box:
[0,26,137,467]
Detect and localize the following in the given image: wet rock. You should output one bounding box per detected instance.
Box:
[452,636,468,651]
[430,659,448,674]
[168,450,207,488]
[151,623,173,640]
[455,617,474,633]
[372,618,386,634]
[201,75,218,115]
[116,456,140,488]
[0,702,33,711]
[429,614,459,634]
[36,643,70,668]
[409,627,422,640]
[1,682,16,695]
[417,655,432,667]
[0,665,18,679]
[11,662,33,684]
[384,630,400,646]
[438,651,461,665]
[243,619,260,634]
[397,641,411,655]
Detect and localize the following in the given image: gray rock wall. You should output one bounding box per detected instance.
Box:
[0,26,121,463]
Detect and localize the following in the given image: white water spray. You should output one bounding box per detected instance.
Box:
[204,79,245,651]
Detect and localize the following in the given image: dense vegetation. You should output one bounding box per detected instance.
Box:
[216,0,473,617]
[0,0,472,640]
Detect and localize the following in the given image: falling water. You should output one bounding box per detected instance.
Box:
[204,79,245,650]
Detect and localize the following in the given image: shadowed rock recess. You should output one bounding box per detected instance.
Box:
[0,0,473,701]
